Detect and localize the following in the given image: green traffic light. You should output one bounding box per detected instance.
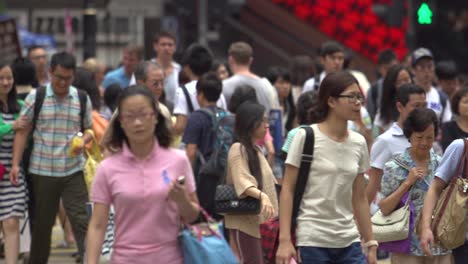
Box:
[417,3,433,24]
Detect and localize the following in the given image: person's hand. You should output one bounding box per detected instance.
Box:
[168,180,188,205]
[9,165,20,186]
[72,140,85,156]
[406,167,426,185]
[275,240,297,264]
[260,192,275,220]
[366,246,378,264]
[420,227,435,256]
[12,116,29,131]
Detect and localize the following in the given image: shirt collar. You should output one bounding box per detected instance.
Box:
[46,84,75,98]
[391,122,405,136]
[121,138,159,161]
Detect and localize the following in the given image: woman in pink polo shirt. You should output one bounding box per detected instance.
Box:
[86,85,200,264]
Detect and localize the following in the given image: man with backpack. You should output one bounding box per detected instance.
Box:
[182,72,234,216]
[412,47,452,123]
[10,52,93,264]
[173,44,227,136]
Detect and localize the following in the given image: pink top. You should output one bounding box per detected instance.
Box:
[91,140,196,264]
[256,128,273,146]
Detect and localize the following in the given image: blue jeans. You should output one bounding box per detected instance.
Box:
[299,242,366,264]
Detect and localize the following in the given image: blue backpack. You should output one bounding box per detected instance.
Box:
[196,107,235,217]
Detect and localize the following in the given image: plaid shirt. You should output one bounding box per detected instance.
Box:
[21,84,92,177]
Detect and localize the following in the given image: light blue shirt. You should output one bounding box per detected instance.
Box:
[102,66,130,89]
[435,138,465,183]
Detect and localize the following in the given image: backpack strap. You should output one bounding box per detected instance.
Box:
[77,89,88,132]
[181,85,194,114]
[32,86,46,132]
[437,89,448,123]
[291,125,315,224]
[33,86,88,132]
[313,73,321,91]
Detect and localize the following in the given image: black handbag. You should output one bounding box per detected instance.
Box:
[214,184,261,215]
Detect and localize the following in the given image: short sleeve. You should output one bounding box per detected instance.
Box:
[302,78,315,93]
[90,163,112,204]
[380,160,404,198]
[435,139,465,183]
[370,137,391,170]
[173,87,188,116]
[102,75,117,89]
[21,90,36,123]
[358,139,370,173]
[182,113,203,145]
[285,128,306,168]
[180,153,196,193]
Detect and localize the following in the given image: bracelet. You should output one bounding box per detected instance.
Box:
[362,240,379,248]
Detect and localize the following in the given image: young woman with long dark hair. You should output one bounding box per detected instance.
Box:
[224,102,278,264]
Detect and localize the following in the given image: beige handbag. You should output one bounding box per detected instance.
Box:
[371,158,412,242]
[430,139,468,249]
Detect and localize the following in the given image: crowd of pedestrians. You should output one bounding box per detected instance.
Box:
[0,29,468,264]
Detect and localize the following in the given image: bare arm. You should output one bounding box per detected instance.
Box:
[174,115,187,136]
[379,181,412,215]
[10,126,31,185]
[86,203,110,264]
[168,180,200,224]
[352,173,377,264]
[276,164,299,263]
[185,144,197,166]
[365,167,383,205]
[419,177,446,256]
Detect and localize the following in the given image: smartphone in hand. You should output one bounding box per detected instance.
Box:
[177,176,186,185]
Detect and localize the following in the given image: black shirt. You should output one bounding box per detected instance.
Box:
[440,121,468,151]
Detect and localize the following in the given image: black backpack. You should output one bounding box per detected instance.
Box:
[196,107,235,217]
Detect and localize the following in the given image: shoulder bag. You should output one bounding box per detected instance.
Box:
[430,138,468,249]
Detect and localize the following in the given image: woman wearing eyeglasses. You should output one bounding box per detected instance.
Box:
[276,71,377,264]
[86,85,200,264]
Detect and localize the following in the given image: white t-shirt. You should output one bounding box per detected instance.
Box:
[370,123,410,170]
[427,87,452,123]
[173,80,227,116]
[285,124,369,248]
[302,72,326,93]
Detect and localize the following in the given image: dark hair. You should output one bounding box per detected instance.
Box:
[316,71,359,121]
[380,65,410,125]
[211,60,231,76]
[72,67,101,110]
[196,72,222,102]
[0,63,21,113]
[228,84,258,113]
[153,30,176,43]
[396,83,426,106]
[377,49,397,65]
[451,87,468,115]
[228,42,253,65]
[50,51,76,72]
[104,84,122,113]
[235,102,264,189]
[403,108,438,139]
[181,44,212,76]
[27,45,45,57]
[320,41,344,57]
[296,91,320,125]
[436,60,458,80]
[265,66,291,84]
[289,55,314,87]
[105,85,172,150]
[266,66,295,132]
[11,57,36,86]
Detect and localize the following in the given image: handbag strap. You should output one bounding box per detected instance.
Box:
[391,157,415,207]
[291,126,314,224]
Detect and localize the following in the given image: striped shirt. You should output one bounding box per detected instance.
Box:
[21,84,93,177]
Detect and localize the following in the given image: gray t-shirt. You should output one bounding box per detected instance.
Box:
[222,74,276,114]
